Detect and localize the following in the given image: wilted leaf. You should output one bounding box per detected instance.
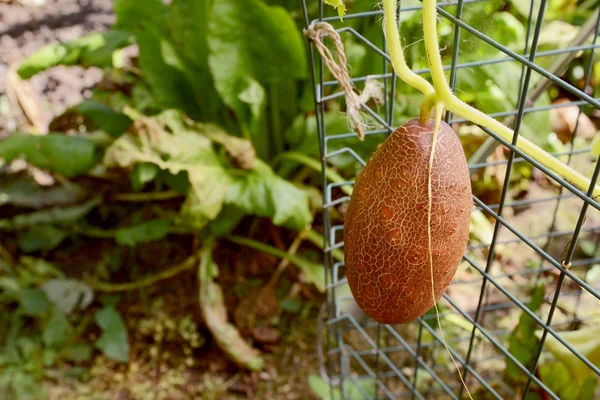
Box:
[40,279,94,314]
[17,31,133,79]
[103,114,221,174]
[198,244,264,371]
[18,288,51,316]
[94,306,130,363]
[18,225,67,253]
[0,133,97,177]
[42,307,71,348]
[225,160,312,230]
[103,113,233,230]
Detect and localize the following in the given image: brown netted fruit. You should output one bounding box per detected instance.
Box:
[343,118,472,324]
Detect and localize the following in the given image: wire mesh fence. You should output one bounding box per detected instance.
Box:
[302,1,600,399]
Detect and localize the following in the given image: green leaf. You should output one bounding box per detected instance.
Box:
[0,197,101,230]
[323,0,346,20]
[94,306,130,363]
[280,298,302,314]
[0,133,97,177]
[308,375,342,399]
[17,31,133,79]
[0,175,84,209]
[17,225,67,253]
[130,162,159,191]
[114,0,203,118]
[225,160,312,230]
[167,0,224,121]
[207,0,307,158]
[177,169,233,230]
[18,288,51,316]
[209,204,246,237]
[592,136,600,157]
[42,307,71,349]
[62,343,93,363]
[115,219,172,247]
[505,283,545,383]
[540,361,598,400]
[54,100,132,137]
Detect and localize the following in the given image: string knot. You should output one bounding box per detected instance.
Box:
[304,21,384,140]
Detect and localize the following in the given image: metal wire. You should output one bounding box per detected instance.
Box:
[303,1,600,399]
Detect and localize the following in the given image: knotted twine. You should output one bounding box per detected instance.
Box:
[304,21,384,141]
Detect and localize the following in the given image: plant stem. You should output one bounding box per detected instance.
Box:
[272,151,353,196]
[226,235,318,272]
[420,0,600,198]
[111,191,183,202]
[86,254,197,292]
[383,0,435,97]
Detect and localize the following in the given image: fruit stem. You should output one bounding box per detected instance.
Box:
[420,0,600,198]
[420,93,438,123]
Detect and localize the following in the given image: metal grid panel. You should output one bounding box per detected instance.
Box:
[302,1,600,398]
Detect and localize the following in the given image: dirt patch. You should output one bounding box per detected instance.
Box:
[0,0,114,134]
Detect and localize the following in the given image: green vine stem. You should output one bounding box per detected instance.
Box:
[86,253,198,292]
[272,151,353,196]
[383,0,600,198]
[227,235,321,274]
[382,0,435,98]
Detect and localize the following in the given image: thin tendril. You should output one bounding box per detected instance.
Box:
[427,101,474,399]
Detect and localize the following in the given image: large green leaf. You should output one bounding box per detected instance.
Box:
[207,0,307,159]
[113,0,202,118]
[168,0,223,121]
[94,306,130,363]
[17,31,133,79]
[225,160,312,230]
[0,133,97,177]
